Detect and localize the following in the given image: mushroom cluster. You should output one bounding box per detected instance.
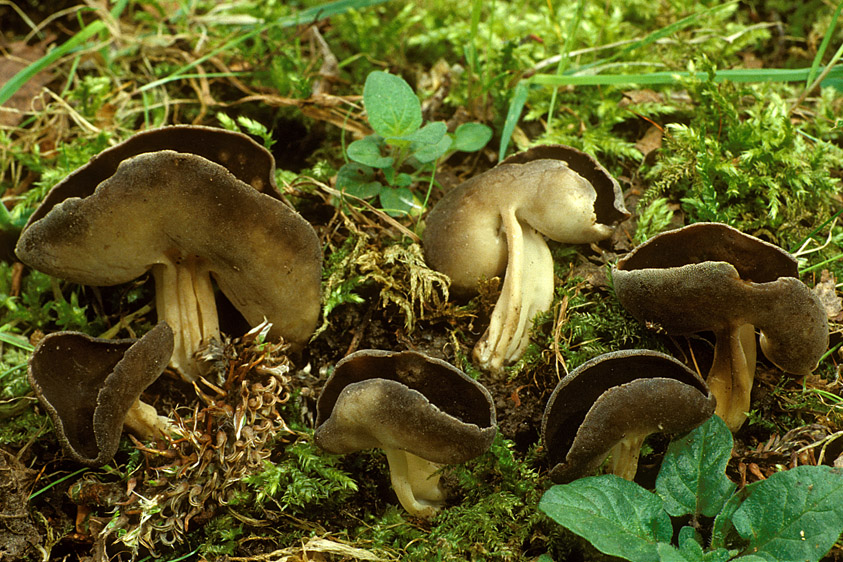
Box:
[314,349,497,518]
[423,145,629,374]
[613,222,829,431]
[16,126,322,382]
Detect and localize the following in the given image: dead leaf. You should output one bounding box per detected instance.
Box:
[635,124,663,157]
[813,270,842,322]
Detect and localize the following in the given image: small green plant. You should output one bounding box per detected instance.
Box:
[337,70,492,216]
[540,416,843,562]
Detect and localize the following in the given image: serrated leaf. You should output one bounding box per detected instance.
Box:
[363,71,422,139]
[730,465,843,562]
[452,122,493,152]
[347,136,393,168]
[539,475,673,562]
[656,416,736,518]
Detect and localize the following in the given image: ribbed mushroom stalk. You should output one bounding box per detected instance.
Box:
[541,349,715,483]
[314,350,496,518]
[16,130,321,383]
[27,323,174,467]
[424,145,628,374]
[612,223,829,431]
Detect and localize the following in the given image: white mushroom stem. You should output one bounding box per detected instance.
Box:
[607,430,650,481]
[152,256,220,382]
[706,323,757,432]
[383,448,446,519]
[122,398,173,441]
[474,209,554,374]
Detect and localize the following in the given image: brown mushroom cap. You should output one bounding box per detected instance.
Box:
[314,349,496,517]
[315,349,496,463]
[25,125,281,228]
[541,349,715,484]
[423,144,629,373]
[612,223,829,430]
[16,150,322,381]
[28,322,174,466]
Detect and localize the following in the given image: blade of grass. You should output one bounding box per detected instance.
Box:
[799,252,843,275]
[804,0,843,89]
[0,331,34,352]
[572,1,738,77]
[0,19,108,106]
[135,0,393,95]
[29,467,88,501]
[546,0,585,131]
[498,80,529,161]
[530,65,843,87]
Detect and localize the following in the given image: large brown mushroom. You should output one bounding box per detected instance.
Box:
[541,349,715,483]
[16,130,322,382]
[424,145,629,374]
[612,222,829,431]
[314,349,496,518]
[28,322,174,467]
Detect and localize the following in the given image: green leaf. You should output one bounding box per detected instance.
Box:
[379,187,420,217]
[412,134,452,163]
[656,416,736,518]
[539,475,673,562]
[363,71,422,139]
[730,465,843,561]
[452,122,493,152]
[347,136,394,168]
[401,121,447,145]
[335,163,382,199]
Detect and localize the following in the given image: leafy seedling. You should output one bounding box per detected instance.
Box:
[540,415,843,562]
[337,70,492,216]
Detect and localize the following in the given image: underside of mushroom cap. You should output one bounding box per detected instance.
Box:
[541,349,715,483]
[27,322,174,466]
[25,125,282,228]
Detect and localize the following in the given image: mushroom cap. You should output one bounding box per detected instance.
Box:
[613,223,829,375]
[541,349,715,483]
[15,150,322,347]
[424,144,629,291]
[314,349,496,464]
[25,125,281,228]
[27,322,174,466]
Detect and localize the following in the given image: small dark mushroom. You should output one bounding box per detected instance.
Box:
[424,145,629,374]
[28,322,174,467]
[612,222,829,431]
[314,349,497,518]
[542,349,715,483]
[16,135,322,382]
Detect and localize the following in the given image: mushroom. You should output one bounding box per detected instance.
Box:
[423,145,629,374]
[541,349,715,483]
[314,349,497,518]
[16,138,322,382]
[28,322,174,467]
[612,222,829,431]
